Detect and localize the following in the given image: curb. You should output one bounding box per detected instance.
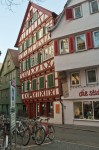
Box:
[54,125,99,133]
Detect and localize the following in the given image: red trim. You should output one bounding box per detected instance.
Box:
[54,40,59,56]
[65,8,73,20]
[69,36,75,53]
[86,32,93,49]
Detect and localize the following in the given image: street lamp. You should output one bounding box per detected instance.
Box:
[0,51,1,56]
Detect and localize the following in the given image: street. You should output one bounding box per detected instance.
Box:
[14,126,99,150]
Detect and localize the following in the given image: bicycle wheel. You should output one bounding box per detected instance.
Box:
[22,126,30,146]
[48,125,55,141]
[35,127,45,145]
[19,122,28,137]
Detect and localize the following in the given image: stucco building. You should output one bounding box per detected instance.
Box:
[50,0,99,126]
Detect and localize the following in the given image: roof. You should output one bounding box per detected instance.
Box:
[15,1,58,47]
[0,49,19,75]
[8,49,19,67]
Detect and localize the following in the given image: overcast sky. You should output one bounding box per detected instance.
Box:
[0,0,66,63]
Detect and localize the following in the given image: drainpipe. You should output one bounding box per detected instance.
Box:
[60,95,64,125]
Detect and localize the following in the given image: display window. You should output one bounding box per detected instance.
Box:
[74,101,99,120]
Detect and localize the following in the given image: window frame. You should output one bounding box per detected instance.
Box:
[71,71,80,86]
[32,78,38,90]
[86,68,97,85]
[75,34,87,51]
[59,38,69,54]
[47,73,55,88]
[73,5,82,19]
[89,0,99,14]
[93,30,99,48]
[39,76,45,89]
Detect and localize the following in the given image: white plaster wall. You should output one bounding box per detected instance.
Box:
[66,67,99,100]
[63,100,73,124]
[51,1,99,39]
[54,49,99,72]
[73,120,99,126]
[68,0,85,7]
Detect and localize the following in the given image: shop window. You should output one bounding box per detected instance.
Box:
[59,38,69,54]
[93,31,99,48]
[93,101,99,119]
[75,34,86,51]
[83,101,93,119]
[71,72,80,86]
[90,0,99,14]
[74,102,83,119]
[47,74,54,88]
[86,69,97,84]
[74,5,82,19]
[41,103,46,116]
[48,102,53,117]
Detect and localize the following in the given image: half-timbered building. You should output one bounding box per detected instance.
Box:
[15,2,62,124]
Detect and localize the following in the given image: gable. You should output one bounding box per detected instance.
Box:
[67,0,85,7]
[15,1,57,47]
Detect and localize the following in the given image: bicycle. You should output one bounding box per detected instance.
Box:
[0,115,10,150]
[14,118,31,146]
[22,117,45,146]
[39,118,55,141]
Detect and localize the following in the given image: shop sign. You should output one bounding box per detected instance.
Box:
[56,104,60,113]
[79,89,99,97]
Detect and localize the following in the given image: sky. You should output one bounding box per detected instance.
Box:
[0,0,66,63]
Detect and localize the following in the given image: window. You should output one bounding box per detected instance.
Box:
[32,79,37,90]
[48,102,53,117]
[30,53,38,67]
[74,6,82,19]
[90,0,99,13]
[93,101,99,119]
[43,45,54,61]
[74,102,83,119]
[41,103,46,116]
[39,76,45,89]
[59,38,69,54]
[24,81,30,92]
[71,72,80,86]
[93,31,99,48]
[18,45,22,53]
[86,69,97,84]
[83,101,93,119]
[47,74,54,88]
[75,34,86,51]
[23,60,26,71]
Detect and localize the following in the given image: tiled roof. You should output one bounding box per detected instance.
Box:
[8,49,19,67]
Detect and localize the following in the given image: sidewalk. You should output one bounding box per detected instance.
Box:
[54,124,99,132]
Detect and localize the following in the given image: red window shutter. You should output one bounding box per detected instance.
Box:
[86,32,93,49]
[69,36,75,53]
[65,8,73,20]
[54,40,59,56]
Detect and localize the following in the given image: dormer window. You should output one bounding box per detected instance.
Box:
[59,38,69,54]
[74,6,82,19]
[90,0,99,13]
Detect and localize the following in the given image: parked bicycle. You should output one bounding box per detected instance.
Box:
[0,115,10,150]
[39,118,55,141]
[22,117,45,146]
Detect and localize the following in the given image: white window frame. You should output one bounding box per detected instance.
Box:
[90,0,99,14]
[74,5,82,19]
[59,38,69,54]
[75,34,87,51]
[71,72,80,86]
[30,53,38,67]
[43,45,54,61]
[93,30,99,48]
[86,69,97,84]
[23,60,26,71]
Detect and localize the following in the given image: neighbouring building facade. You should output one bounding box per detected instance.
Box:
[15,2,62,124]
[50,0,99,126]
[0,49,24,116]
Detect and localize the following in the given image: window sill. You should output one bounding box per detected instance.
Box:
[74,118,99,122]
